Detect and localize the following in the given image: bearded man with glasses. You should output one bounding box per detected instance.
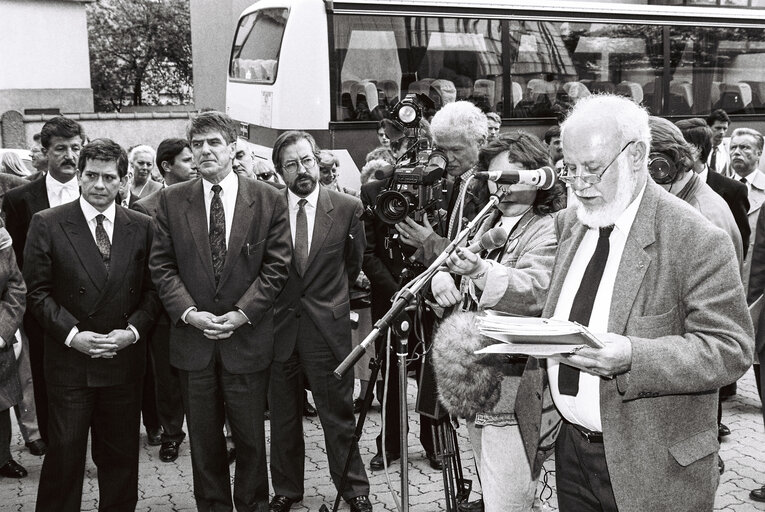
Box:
[517,94,753,512]
[267,131,371,512]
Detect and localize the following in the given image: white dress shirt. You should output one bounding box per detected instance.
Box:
[707,140,730,177]
[287,186,320,253]
[547,183,646,432]
[46,173,79,207]
[203,170,239,247]
[65,198,139,347]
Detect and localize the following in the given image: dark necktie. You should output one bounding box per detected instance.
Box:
[741,176,748,185]
[295,199,309,273]
[209,184,226,285]
[558,225,614,396]
[710,147,718,170]
[95,214,111,272]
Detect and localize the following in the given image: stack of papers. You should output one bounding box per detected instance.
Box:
[475,311,604,357]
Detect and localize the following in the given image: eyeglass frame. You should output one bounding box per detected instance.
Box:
[281,155,318,174]
[558,140,637,185]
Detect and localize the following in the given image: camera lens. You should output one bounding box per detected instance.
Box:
[375,190,410,225]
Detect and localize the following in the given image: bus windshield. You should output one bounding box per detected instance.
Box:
[230,7,289,84]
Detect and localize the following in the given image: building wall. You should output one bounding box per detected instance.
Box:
[190,0,258,113]
[0,0,93,113]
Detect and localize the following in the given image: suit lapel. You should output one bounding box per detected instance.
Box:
[608,183,657,335]
[31,177,50,213]
[304,188,333,276]
[217,176,254,289]
[60,203,107,290]
[185,180,216,290]
[542,214,587,319]
[748,171,765,215]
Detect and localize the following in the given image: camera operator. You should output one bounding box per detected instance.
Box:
[433,132,565,512]
[395,101,491,265]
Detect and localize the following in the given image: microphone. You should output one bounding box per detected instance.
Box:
[474,166,557,190]
[466,226,508,254]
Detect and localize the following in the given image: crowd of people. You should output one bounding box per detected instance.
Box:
[0,93,762,512]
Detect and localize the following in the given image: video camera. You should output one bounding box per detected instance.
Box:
[373,94,448,226]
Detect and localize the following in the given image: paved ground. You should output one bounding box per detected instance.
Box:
[2,367,765,511]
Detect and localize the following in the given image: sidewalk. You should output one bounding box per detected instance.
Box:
[1,367,764,511]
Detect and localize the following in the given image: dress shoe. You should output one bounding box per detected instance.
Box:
[227,447,236,465]
[269,494,301,511]
[751,485,765,502]
[25,439,47,456]
[457,499,484,512]
[718,455,725,475]
[426,452,443,470]
[369,451,399,471]
[718,422,731,438]
[146,427,163,446]
[159,441,180,463]
[0,459,27,478]
[303,400,318,418]
[348,495,373,512]
[353,398,364,414]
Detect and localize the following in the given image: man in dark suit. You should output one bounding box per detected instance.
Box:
[24,139,159,511]
[3,116,85,444]
[150,111,291,512]
[132,137,197,463]
[267,131,371,512]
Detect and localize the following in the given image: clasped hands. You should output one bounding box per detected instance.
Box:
[187,310,248,340]
[71,329,135,359]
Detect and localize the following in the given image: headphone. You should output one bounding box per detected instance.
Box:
[648,152,680,184]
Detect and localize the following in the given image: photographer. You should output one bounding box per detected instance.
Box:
[432,132,565,512]
[395,101,491,266]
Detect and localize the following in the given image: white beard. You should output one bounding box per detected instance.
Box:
[570,169,639,228]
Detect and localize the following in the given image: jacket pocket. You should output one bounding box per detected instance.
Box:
[669,428,719,467]
[629,305,681,338]
[332,301,350,320]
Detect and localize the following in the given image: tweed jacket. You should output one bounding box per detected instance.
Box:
[0,228,24,411]
[516,180,754,512]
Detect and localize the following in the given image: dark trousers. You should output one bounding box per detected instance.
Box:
[375,341,435,456]
[36,381,142,512]
[142,343,159,432]
[0,408,10,466]
[149,320,185,442]
[555,422,618,512]
[269,314,369,501]
[179,348,269,512]
[24,314,47,443]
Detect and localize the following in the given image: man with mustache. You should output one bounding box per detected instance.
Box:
[132,137,196,463]
[3,116,86,446]
[516,94,753,511]
[267,131,371,512]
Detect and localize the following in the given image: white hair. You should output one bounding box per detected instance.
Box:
[561,94,651,168]
[129,144,156,162]
[430,101,488,145]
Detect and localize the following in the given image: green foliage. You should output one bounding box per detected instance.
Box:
[87,0,193,111]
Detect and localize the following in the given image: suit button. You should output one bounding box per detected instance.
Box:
[129,288,135,294]
[79,287,85,294]
[123,313,128,319]
[214,298,219,303]
[296,312,301,318]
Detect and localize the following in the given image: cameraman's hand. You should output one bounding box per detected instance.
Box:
[395,217,434,248]
[431,271,461,308]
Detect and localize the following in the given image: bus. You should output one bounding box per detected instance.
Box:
[226,0,765,186]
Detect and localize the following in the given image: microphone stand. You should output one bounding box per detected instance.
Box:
[333,191,505,512]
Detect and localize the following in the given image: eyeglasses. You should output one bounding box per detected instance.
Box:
[282,156,317,173]
[559,140,636,185]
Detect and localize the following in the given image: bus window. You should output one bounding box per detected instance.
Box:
[230,8,289,84]
[332,15,502,122]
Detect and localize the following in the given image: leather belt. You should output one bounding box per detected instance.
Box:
[569,422,603,443]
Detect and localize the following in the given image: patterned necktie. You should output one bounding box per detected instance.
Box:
[448,177,468,240]
[294,199,309,274]
[209,184,226,285]
[558,225,614,396]
[95,214,111,272]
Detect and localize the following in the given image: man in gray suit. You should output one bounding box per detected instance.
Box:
[516,94,753,512]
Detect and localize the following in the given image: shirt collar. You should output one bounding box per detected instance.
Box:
[288,184,320,209]
[79,196,116,225]
[202,169,237,197]
[46,173,78,192]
